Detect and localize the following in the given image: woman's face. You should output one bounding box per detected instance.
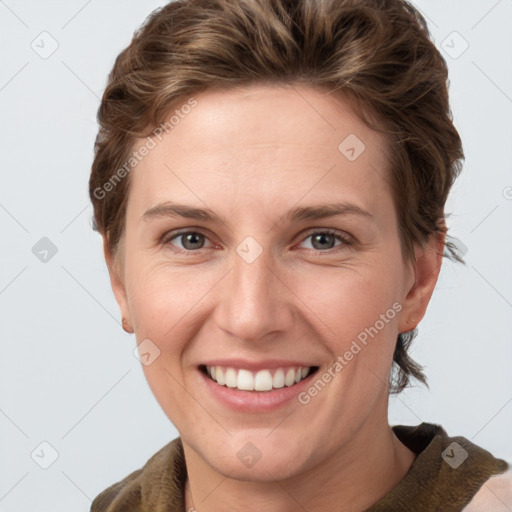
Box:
[107,85,440,481]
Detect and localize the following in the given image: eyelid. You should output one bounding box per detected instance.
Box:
[299,228,353,243]
[296,228,354,252]
[161,227,354,253]
[160,228,216,249]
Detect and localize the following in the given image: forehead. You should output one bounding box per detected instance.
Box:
[128,84,392,217]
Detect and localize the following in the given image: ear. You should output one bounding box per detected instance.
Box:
[103,236,133,333]
[398,229,446,333]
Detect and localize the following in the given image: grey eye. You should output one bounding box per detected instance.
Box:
[300,231,346,251]
[172,232,208,251]
[309,233,337,250]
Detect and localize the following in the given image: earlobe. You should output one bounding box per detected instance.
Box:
[103,236,133,333]
[398,230,445,333]
[122,317,134,333]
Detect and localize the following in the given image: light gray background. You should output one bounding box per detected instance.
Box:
[1,1,511,510]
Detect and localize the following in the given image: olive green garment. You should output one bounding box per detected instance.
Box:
[90,422,509,512]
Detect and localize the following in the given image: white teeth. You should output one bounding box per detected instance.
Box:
[284,368,296,386]
[206,365,313,391]
[237,369,254,391]
[225,368,237,388]
[273,368,285,388]
[215,366,225,385]
[254,370,273,391]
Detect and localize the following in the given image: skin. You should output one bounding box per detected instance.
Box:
[105,84,445,511]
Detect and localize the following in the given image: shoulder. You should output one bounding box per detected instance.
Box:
[389,423,510,511]
[90,438,183,512]
[462,463,512,512]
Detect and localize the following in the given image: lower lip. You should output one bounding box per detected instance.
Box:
[198,368,318,413]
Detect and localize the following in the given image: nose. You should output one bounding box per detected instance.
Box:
[214,243,295,343]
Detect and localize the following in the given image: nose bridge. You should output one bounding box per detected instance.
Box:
[216,239,293,342]
[233,243,274,300]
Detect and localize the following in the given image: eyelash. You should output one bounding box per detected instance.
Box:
[160,228,353,255]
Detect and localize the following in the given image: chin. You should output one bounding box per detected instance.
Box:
[212,452,309,483]
[198,432,317,482]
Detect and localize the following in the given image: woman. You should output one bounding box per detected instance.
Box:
[88,0,511,510]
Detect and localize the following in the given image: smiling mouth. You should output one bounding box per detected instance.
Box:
[200,365,319,392]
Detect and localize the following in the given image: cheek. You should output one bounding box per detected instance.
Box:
[293,264,403,339]
[124,260,223,409]
[125,250,404,355]
[124,263,208,423]
[126,261,210,336]
[291,264,403,403]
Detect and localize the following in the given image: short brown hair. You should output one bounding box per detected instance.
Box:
[89,0,464,394]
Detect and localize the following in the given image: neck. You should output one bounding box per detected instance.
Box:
[183,406,416,512]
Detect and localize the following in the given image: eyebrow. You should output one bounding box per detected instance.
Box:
[142,201,373,224]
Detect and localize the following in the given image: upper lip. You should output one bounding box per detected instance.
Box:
[200,359,319,371]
